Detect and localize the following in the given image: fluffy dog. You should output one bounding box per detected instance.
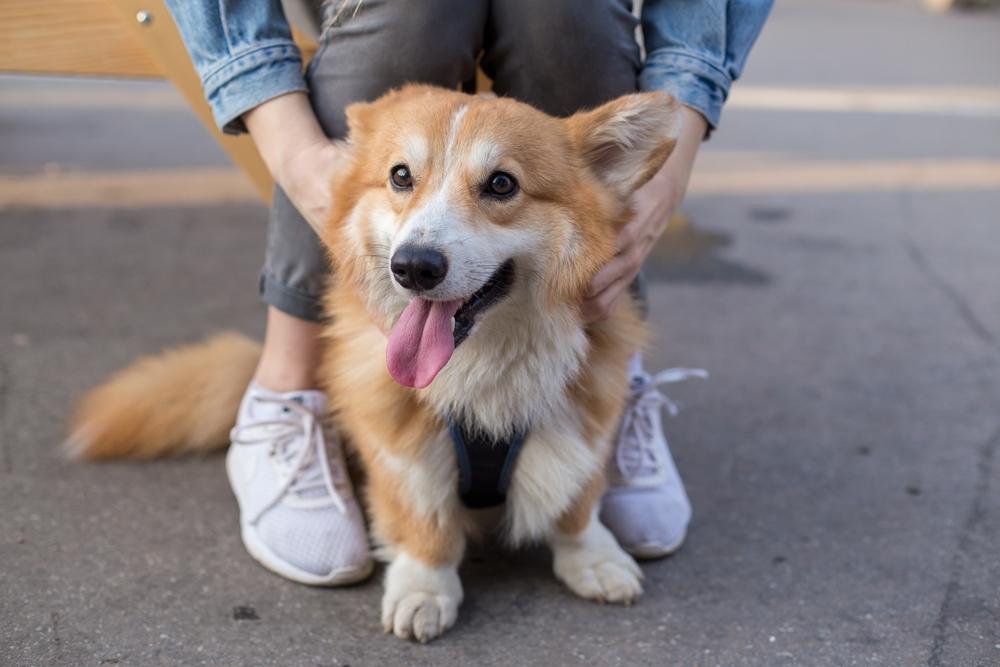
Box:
[69,85,679,642]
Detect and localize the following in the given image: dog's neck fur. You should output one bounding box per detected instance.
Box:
[354,234,594,440]
[420,285,589,440]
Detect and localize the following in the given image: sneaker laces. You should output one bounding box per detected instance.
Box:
[230,397,348,521]
[615,368,708,480]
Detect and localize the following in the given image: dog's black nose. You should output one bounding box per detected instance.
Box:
[390,246,448,291]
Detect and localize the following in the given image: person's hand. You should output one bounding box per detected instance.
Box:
[581,164,681,322]
[274,139,345,231]
[243,92,344,232]
[581,106,708,322]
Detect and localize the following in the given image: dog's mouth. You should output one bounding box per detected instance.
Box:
[386,259,516,389]
[453,259,515,347]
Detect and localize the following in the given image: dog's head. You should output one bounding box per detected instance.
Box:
[321,85,679,388]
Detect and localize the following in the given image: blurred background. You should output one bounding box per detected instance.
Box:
[1,1,999,665]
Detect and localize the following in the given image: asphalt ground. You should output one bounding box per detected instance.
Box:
[2,1,999,665]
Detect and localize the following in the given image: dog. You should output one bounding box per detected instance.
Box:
[68,85,680,642]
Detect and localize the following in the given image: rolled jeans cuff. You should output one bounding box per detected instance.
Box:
[259,272,326,323]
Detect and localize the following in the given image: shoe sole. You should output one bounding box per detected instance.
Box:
[226,452,375,587]
[624,530,687,560]
[240,524,375,586]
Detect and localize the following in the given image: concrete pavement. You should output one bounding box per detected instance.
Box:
[2,1,999,665]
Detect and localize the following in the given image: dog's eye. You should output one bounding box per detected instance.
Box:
[390,164,413,190]
[484,171,518,199]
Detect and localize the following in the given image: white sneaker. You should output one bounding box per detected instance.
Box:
[226,382,373,585]
[600,361,707,560]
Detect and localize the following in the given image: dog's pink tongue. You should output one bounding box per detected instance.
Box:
[386,298,463,388]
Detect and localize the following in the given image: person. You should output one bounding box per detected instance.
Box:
[166,0,773,585]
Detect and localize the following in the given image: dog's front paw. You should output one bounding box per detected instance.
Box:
[382,590,458,642]
[381,553,463,642]
[551,521,644,604]
[554,550,643,603]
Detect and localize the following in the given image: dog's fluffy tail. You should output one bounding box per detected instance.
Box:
[66,332,261,460]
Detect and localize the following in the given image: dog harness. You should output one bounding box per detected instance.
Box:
[447,416,529,509]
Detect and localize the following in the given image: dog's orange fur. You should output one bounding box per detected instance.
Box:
[69,85,679,640]
[67,332,260,459]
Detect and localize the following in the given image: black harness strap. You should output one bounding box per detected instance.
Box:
[447,416,528,509]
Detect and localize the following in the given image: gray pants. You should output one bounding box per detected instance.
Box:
[262,0,644,322]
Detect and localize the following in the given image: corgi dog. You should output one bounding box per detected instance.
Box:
[69,85,679,642]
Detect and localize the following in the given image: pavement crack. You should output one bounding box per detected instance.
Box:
[0,358,10,475]
[50,610,62,653]
[902,233,998,354]
[926,426,1000,666]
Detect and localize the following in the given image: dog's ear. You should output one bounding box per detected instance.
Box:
[344,84,430,138]
[566,92,680,197]
[344,100,375,140]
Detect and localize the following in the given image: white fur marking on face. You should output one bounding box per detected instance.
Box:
[346,195,409,319]
[443,105,469,173]
[344,206,366,254]
[384,102,545,306]
[404,135,429,171]
[347,193,391,252]
[469,139,500,173]
[346,194,395,256]
[370,204,397,246]
[381,552,464,642]
[389,181,540,303]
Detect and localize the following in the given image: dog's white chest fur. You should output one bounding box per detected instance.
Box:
[416,298,605,543]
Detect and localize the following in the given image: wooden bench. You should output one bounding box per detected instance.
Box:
[0,0,321,202]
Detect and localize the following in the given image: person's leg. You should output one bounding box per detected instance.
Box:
[482,0,640,116]
[255,307,324,391]
[232,0,490,586]
[484,0,692,559]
